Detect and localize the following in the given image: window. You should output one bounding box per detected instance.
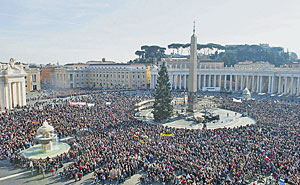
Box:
[70,74,73,81]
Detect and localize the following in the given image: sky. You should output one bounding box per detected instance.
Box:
[0,0,300,64]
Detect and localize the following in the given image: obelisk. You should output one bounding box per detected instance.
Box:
[187,22,198,112]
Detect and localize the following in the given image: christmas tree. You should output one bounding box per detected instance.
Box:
[152,62,173,122]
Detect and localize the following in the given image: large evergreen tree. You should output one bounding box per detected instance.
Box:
[152,62,173,122]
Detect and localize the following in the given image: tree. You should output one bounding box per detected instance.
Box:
[168,43,184,54]
[139,45,166,63]
[135,50,145,59]
[152,62,173,122]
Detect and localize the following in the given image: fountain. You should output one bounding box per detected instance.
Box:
[21,120,70,160]
[36,120,56,153]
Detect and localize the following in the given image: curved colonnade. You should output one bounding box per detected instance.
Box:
[150,65,300,96]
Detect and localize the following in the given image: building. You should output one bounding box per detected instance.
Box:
[50,61,149,89]
[150,58,300,96]
[234,61,275,69]
[281,62,300,69]
[0,58,27,111]
[40,64,56,89]
[23,65,41,91]
[160,57,224,69]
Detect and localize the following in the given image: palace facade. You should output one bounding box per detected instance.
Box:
[47,60,150,89]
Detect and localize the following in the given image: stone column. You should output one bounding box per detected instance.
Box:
[203,75,206,87]
[7,82,12,109]
[297,77,300,96]
[174,75,177,90]
[219,75,222,88]
[11,82,17,107]
[183,75,187,90]
[235,75,238,91]
[259,76,263,93]
[278,76,282,94]
[224,75,227,90]
[199,74,201,90]
[169,75,173,90]
[208,74,211,87]
[290,77,294,95]
[229,75,232,91]
[0,83,5,111]
[246,75,249,89]
[178,75,182,90]
[251,75,255,92]
[213,74,216,87]
[268,76,271,93]
[256,76,260,93]
[271,76,275,94]
[240,75,244,90]
[16,82,21,106]
[198,74,201,91]
[284,77,287,95]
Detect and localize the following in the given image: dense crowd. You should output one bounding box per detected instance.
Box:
[0,90,299,184]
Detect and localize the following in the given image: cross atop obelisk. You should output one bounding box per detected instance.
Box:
[193,21,195,34]
[187,21,198,112]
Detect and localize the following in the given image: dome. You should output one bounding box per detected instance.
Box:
[37,120,54,134]
[243,88,250,95]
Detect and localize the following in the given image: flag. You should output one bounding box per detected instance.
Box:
[160,133,173,137]
[265,156,272,161]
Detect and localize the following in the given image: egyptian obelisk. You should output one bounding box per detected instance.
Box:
[187,22,198,112]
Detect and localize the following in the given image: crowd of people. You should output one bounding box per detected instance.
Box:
[0,90,299,184]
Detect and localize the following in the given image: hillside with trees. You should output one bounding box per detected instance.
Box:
[132,43,297,67]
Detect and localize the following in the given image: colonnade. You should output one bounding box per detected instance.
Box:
[0,80,26,111]
[150,71,300,96]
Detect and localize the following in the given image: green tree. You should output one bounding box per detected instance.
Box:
[168,43,184,54]
[135,50,145,59]
[152,62,173,122]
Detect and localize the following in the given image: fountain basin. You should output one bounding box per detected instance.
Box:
[21,142,70,160]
